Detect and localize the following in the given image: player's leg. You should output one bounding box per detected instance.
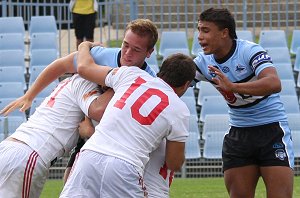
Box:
[72,13,85,49]
[260,166,293,198]
[224,165,260,198]
[83,13,96,42]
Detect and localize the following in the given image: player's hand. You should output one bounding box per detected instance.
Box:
[0,95,33,116]
[78,41,102,51]
[208,65,234,92]
[78,116,95,139]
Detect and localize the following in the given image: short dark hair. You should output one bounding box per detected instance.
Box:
[199,7,237,39]
[157,53,196,87]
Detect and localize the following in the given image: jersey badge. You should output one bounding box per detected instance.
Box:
[222,66,230,73]
[235,64,247,75]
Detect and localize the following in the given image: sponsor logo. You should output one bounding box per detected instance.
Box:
[273,142,284,149]
[275,149,287,160]
[235,64,246,74]
[222,66,230,73]
[251,52,272,69]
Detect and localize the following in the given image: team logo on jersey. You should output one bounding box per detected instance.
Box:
[222,66,230,73]
[235,64,247,75]
[251,51,272,70]
[273,142,284,149]
[275,149,287,160]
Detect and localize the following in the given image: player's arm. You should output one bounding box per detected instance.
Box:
[209,66,281,96]
[0,53,77,116]
[165,140,185,171]
[88,88,114,122]
[77,41,112,86]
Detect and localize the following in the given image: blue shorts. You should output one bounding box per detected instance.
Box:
[222,121,294,171]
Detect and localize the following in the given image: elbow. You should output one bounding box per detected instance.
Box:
[166,158,185,172]
[272,78,282,93]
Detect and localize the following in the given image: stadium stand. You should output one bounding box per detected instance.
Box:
[0,50,26,74]
[197,81,221,106]
[199,96,228,122]
[0,33,25,52]
[203,131,225,159]
[145,52,159,73]
[0,66,27,90]
[0,16,25,39]
[294,48,300,72]
[259,30,288,48]
[29,15,58,38]
[29,49,58,74]
[191,31,203,56]
[158,31,189,58]
[290,29,300,55]
[0,82,24,98]
[185,132,201,159]
[202,114,229,140]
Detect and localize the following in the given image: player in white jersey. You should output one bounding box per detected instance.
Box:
[1,19,176,196]
[194,8,294,198]
[0,74,115,198]
[60,45,197,197]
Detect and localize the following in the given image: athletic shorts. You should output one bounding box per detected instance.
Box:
[222,121,294,171]
[66,137,86,168]
[0,140,48,198]
[60,150,148,198]
[72,12,96,40]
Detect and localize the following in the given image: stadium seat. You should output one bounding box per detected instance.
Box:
[202,114,229,140]
[29,49,58,74]
[145,52,159,73]
[182,87,195,98]
[297,73,300,88]
[29,33,58,53]
[0,17,25,39]
[259,30,288,48]
[290,29,300,55]
[189,114,200,139]
[199,96,228,122]
[286,113,300,157]
[292,132,300,157]
[280,95,300,114]
[0,82,24,98]
[29,97,45,116]
[162,48,190,61]
[197,81,220,106]
[158,31,189,58]
[0,33,25,52]
[29,66,59,86]
[279,80,297,96]
[274,63,295,81]
[191,31,203,56]
[293,48,300,72]
[36,82,58,98]
[265,47,291,65]
[0,66,27,90]
[203,131,225,159]
[0,50,26,73]
[0,98,27,119]
[236,30,254,42]
[185,132,201,159]
[180,96,198,116]
[29,16,58,38]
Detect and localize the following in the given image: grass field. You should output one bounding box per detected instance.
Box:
[41,176,300,197]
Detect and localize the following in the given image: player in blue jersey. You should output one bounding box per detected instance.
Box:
[194,8,294,198]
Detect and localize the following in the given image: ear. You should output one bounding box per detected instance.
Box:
[222,28,229,38]
[146,48,154,58]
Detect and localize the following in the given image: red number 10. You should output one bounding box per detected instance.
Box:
[114,76,169,125]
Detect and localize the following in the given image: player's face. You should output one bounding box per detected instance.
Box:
[120,29,153,68]
[197,21,228,57]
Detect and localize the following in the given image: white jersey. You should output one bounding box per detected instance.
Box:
[83,66,190,174]
[10,74,99,166]
[144,139,173,197]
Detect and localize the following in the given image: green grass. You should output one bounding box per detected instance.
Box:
[41,176,300,197]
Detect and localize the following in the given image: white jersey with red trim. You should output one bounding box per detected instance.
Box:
[10,74,99,165]
[82,66,190,173]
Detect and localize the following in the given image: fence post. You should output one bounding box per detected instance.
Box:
[2,0,7,17]
[129,0,137,20]
[242,0,247,30]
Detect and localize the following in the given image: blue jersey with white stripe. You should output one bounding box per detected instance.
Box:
[194,39,287,127]
[74,47,156,77]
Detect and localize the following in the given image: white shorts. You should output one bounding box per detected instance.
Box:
[60,150,148,198]
[0,140,48,198]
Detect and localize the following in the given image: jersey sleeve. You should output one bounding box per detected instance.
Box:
[104,66,129,90]
[72,76,101,116]
[73,46,106,71]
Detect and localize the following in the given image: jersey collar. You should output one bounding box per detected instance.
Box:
[214,39,237,64]
[117,50,148,70]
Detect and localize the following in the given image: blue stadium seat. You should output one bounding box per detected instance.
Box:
[280,95,300,114]
[36,82,58,98]
[29,66,59,87]
[185,132,201,159]
[199,96,228,122]
[0,50,26,73]
[0,33,25,52]
[259,30,288,48]
[236,30,254,42]
[29,33,58,53]
[29,16,58,38]
[0,66,27,90]
[158,31,189,58]
[29,97,45,116]
[191,31,203,56]
[293,48,300,72]
[163,48,190,61]
[145,52,159,73]
[265,47,291,65]
[290,30,300,55]
[202,114,229,140]
[286,113,300,157]
[197,81,221,106]
[0,82,24,98]
[189,114,200,139]
[0,17,25,39]
[203,131,225,159]
[297,73,300,88]
[182,87,195,98]
[274,63,295,81]
[7,116,26,135]
[279,80,297,96]
[29,49,58,74]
